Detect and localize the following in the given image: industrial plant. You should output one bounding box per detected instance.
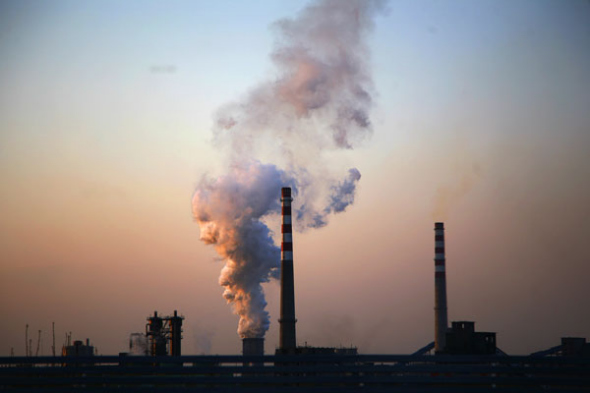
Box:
[1,187,589,391]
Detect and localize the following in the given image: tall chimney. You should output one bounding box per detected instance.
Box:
[434,222,448,353]
[279,187,297,353]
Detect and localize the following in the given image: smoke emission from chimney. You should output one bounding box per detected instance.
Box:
[192,162,287,338]
[192,0,386,339]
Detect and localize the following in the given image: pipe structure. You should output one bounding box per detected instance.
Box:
[243,338,264,357]
[146,312,166,356]
[434,222,448,353]
[169,310,183,357]
[279,187,297,352]
[242,337,264,367]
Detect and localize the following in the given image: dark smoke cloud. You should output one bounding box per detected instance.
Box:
[193,0,385,339]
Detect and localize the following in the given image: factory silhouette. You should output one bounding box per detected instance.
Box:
[2,186,589,391]
[127,188,496,358]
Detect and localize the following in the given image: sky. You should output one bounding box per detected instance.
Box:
[1,0,589,356]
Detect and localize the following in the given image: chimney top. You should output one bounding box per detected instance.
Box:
[435,222,445,229]
[281,187,291,197]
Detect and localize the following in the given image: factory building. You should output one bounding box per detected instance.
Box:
[561,337,590,357]
[144,310,184,356]
[443,321,497,355]
[62,339,94,357]
[532,337,590,357]
[295,345,358,356]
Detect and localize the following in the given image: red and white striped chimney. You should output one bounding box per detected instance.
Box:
[434,222,448,353]
[279,187,297,352]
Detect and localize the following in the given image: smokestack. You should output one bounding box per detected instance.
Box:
[434,222,448,353]
[243,337,264,367]
[242,337,264,357]
[279,187,297,353]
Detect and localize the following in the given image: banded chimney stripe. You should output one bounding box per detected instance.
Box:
[279,187,297,352]
[434,222,449,353]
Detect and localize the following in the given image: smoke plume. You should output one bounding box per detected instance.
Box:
[193,0,385,339]
[193,162,288,338]
[129,333,148,356]
[192,325,216,355]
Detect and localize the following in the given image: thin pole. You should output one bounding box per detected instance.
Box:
[25,324,29,357]
[35,330,41,356]
[52,322,56,357]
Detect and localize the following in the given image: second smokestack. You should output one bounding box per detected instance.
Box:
[279,187,297,353]
[434,222,448,353]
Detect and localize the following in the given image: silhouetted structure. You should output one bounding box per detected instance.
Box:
[294,345,357,356]
[7,353,589,391]
[242,337,264,367]
[5,216,590,390]
[169,311,183,356]
[62,339,94,357]
[531,337,590,358]
[434,222,449,353]
[146,312,167,356]
[561,337,590,357]
[443,321,496,355]
[242,338,264,357]
[146,310,184,356]
[279,187,297,353]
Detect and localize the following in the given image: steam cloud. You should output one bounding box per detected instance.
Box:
[193,162,287,338]
[129,333,148,356]
[192,0,385,339]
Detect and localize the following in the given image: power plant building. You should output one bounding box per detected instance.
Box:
[443,321,497,355]
[62,339,94,357]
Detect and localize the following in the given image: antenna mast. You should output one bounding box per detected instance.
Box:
[35,330,42,356]
[25,324,29,357]
[52,322,56,357]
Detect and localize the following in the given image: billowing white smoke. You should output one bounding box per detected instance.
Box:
[193,0,385,339]
[193,162,289,338]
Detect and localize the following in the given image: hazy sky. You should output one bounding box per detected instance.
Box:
[1,0,589,356]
